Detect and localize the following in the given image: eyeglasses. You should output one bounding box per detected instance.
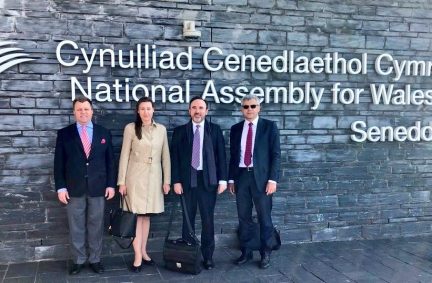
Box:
[242,104,258,109]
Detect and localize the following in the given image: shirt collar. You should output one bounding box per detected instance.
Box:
[244,116,259,126]
[192,120,205,129]
[76,121,93,129]
[142,120,157,127]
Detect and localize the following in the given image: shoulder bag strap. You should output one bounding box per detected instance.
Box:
[113,195,135,249]
[179,194,200,243]
[122,196,132,212]
[165,194,200,244]
[165,197,179,241]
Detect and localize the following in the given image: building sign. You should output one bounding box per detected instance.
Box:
[54,40,432,142]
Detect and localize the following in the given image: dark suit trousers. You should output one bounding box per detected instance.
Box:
[236,168,274,254]
[66,195,105,264]
[182,171,217,261]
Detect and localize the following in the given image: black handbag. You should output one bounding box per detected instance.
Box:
[163,195,202,275]
[109,197,137,249]
[241,222,281,251]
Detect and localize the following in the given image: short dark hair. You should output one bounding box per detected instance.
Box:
[189,96,208,109]
[73,97,92,109]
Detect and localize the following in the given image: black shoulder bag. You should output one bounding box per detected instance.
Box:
[239,221,281,251]
[163,195,202,275]
[109,196,137,249]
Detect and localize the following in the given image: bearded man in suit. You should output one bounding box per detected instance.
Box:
[170,96,227,270]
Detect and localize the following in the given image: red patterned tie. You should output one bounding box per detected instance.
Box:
[244,122,253,167]
[80,125,91,158]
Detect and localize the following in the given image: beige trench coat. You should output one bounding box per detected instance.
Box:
[117,122,171,214]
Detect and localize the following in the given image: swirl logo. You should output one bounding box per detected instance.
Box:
[0,41,35,74]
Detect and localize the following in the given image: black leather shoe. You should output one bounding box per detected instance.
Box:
[89,262,105,274]
[259,253,271,269]
[129,263,142,273]
[234,251,253,265]
[203,259,215,270]
[69,263,84,275]
[142,258,155,266]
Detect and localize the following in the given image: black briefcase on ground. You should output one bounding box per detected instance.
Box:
[241,222,281,251]
[109,197,137,249]
[163,195,202,275]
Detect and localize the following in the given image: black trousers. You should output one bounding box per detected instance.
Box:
[182,171,217,261]
[236,168,273,254]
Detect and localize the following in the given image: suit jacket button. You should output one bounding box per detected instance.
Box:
[86,163,89,166]
[84,175,88,178]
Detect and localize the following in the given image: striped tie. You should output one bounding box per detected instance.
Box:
[80,125,91,158]
[244,122,253,167]
[191,125,200,170]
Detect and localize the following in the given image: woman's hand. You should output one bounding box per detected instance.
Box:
[119,185,127,196]
[163,184,170,195]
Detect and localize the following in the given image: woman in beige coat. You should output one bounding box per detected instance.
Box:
[118,97,170,272]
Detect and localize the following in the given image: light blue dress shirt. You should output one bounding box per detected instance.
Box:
[77,121,93,143]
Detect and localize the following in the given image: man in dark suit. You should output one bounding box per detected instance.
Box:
[228,94,281,269]
[170,96,227,270]
[54,97,116,275]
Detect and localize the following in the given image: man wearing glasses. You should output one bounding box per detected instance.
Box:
[228,94,281,269]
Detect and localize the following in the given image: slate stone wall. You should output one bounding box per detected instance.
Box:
[1,0,432,263]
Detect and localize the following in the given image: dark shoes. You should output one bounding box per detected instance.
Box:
[234,250,271,268]
[142,258,155,266]
[69,262,104,275]
[69,263,84,275]
[203,259,215,270]
[89,262,105,274]
[259,252,271,269]
[130,257,154,272]
[130,263,142,273]
[234,250,253,265]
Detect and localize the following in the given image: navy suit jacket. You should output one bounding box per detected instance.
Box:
[170,120,227,192]
[54,123,116,197]
[229,118,281,191]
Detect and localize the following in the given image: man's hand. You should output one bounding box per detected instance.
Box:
[119,185,127,196]
[58,191,70,204]
[163,184,170,195]
[105,187,115,200]
[217,183,227,194]
[173,183,183,195]
[265,182,277,195]
[228,183,235,195]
